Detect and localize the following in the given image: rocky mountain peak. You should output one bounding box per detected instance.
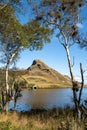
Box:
[17,59,72,88]
[32,60,37,66]
[27,59,49,71]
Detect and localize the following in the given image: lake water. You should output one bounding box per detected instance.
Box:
[9,88,87,112]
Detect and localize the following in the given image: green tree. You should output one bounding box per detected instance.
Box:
[0,1,52,110]
[32,0,86,120]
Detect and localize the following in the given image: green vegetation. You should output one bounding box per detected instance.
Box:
[0,107,87,130]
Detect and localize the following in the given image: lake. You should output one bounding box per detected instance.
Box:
[9,88,87,112]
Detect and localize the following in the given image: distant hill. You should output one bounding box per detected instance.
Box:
[19,59,72,88]
[0,59,72,88]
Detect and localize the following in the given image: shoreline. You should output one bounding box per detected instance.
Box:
[22,85,87,90]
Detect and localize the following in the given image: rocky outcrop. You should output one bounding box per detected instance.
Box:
[25,59,72,88]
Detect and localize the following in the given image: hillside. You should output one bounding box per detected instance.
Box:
[0,59,72,88]
[19,59,72,88]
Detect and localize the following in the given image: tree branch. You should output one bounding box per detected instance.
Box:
[71,56,75,68]
[78,63,84,106]
[0,4,8,11]
[8,46,23,67]
[46,19,68,47]
[56,33,65,47]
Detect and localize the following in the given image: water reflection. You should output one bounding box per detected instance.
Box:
[9,88,87,112]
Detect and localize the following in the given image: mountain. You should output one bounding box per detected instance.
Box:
[19,59,72,88]
[0,59,72,89]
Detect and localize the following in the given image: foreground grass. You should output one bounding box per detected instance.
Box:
[0,107,87,130]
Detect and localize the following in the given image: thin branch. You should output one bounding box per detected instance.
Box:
[46,19,68,47]
[0,4,8,11]
[7,46,23,67]
[0,0,11,11]
[56,33,65,47]
[71,56,75,68]
[78,63,84,106]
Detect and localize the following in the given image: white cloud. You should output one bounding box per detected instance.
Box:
[76,23,84,29]
[75,74,87,84]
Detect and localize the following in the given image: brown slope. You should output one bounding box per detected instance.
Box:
[21,59,72,88]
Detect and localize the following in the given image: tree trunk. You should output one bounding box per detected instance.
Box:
[5,45,23,94]
[1,91,5,110]
[5,65,9,112]
[4,46,23,112]
[65,45,79,119]
[78,63,84,106]
[6,65,9,94]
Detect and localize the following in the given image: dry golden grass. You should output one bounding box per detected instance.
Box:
[21,73,72,88]
[0,112,28,127]
[0,107,86,130]
[0,59,72,89]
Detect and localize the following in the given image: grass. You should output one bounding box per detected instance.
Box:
[0,61,72,90]
[0,107,87,130]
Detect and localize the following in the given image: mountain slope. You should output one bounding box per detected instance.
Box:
[20,59,72,88]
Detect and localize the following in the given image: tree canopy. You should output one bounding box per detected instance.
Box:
[0,0,52,99]
[32,0,87,47]
[0,1,52,67]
